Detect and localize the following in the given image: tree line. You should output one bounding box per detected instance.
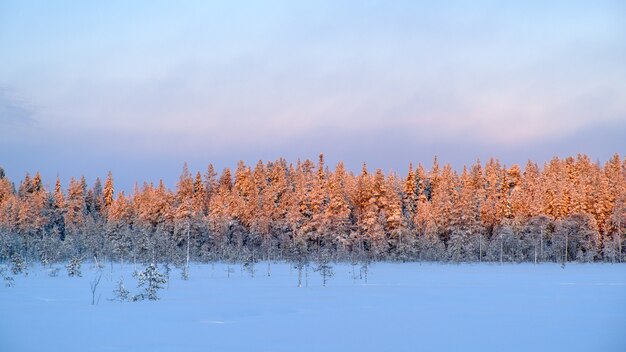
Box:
[0,153,625,273]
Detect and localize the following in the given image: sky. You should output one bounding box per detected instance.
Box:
[1,0,625,191]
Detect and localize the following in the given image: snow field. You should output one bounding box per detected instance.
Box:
[1,262,625,352]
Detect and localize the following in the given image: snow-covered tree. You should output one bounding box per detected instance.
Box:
[103,171,115,209]
[66,257,82,277]
[111,277,130,302]
[135,263,167,301]
[10,253,26,275]
[174,163,194,279]
[553,214,599,264]
[314,248,334,287]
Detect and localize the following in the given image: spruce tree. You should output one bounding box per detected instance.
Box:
[136,263,167,301]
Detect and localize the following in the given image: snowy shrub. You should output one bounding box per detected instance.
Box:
[89,272,103,305]
[11,254,26,275]
[242,253,257,277]
[47,267,60,277]
[314,251,334,286]
[1,266,14,287]
[135,264,167,301]
[112,278,130,302]
[4,275,14,287]
[315,262,334,287]
[66,257,82,277]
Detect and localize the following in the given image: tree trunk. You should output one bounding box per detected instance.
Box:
[186,221,190,273]
[500,235,503,265]
[563,231,568,268]
[267,243,271,277]
[618,218,622,263]
[479,234,482,262]
[41,229,47,266]
[152,239,156,265]
[399,231,403,260]
[534,239,537,265]
[351,262,355,282]
[539,229,543,260]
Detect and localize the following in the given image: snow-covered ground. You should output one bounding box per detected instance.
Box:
[1,262,625,352]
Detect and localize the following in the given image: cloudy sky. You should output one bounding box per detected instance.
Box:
[1,0,625,190]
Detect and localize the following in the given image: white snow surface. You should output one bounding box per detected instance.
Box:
[1,262,625,352]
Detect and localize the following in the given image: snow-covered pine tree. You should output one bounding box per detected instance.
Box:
[324,162,351,254]
[251,160,274,275]
[111,277,130,302]
[403,163,418,230]
[242,250,257,277]
[291,236,309,287]
[608,193,626,262]
[384,173,408,261]
[50,177,67,244]
[87,177,104,219]
[175,163,194,280]
[467,161,487,261]
[65,177,87,232]
[448,167,471,262]
[430,163,458,253]
[523,215,551,264]
[15,172,48,264]
[66,257,82,277]
[136,263,167,301]
[314,248,334,287]
[413,163,432,240]
[10,253,25,275]
[107,192,132,263]
[103,171,115,209]
[481,158,503,237]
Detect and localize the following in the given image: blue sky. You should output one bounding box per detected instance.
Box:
[1,0,625,190]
